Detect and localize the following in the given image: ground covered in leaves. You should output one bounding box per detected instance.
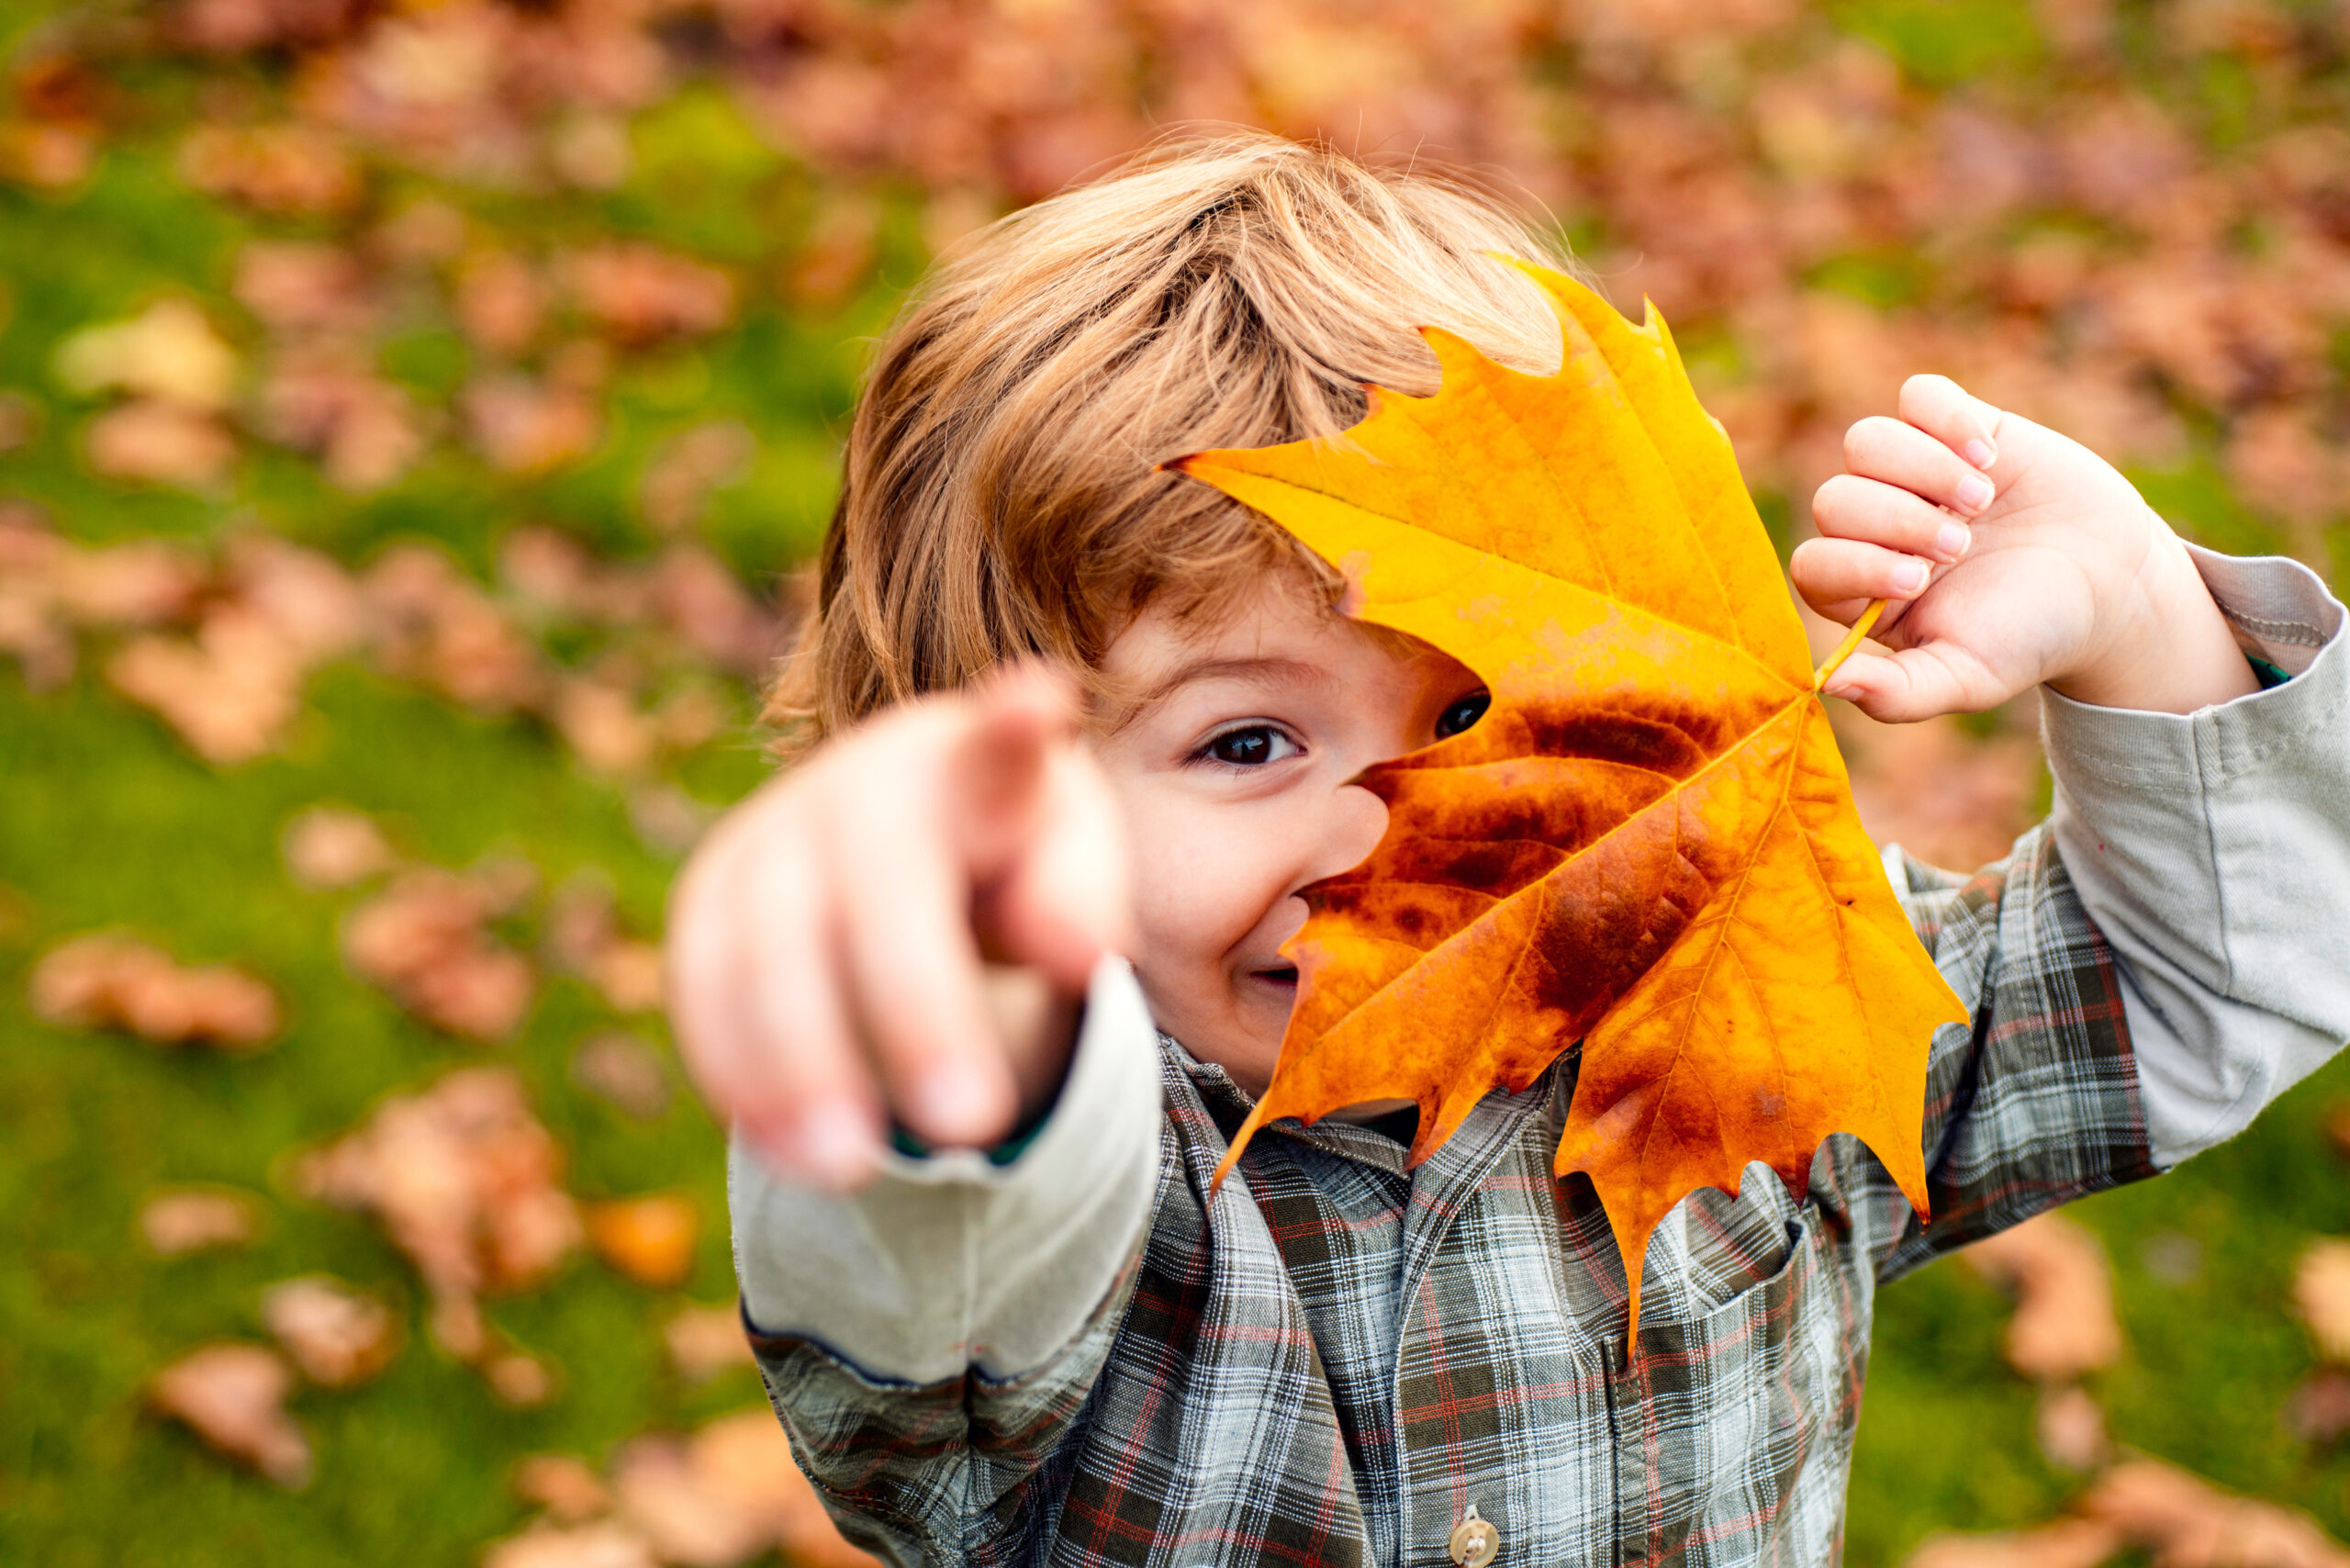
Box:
[1,0,2347,1562]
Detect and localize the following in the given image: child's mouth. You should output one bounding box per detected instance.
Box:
[1251,966,1299,988]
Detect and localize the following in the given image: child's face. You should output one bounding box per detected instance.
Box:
[1091,577,1487,1099]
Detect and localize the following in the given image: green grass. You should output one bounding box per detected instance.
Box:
[4,0,2349,1559]
[1847,1056,2350,1562]
[0,668,774,1565]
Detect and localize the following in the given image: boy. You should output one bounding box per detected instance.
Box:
[666,133,2350,1566]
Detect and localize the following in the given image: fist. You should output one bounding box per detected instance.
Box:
[666,666,1133,1187]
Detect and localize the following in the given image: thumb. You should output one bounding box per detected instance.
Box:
[1820,644,1988,724]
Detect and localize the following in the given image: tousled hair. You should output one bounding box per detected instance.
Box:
[767,129,1584,747]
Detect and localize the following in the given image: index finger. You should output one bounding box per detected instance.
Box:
[1897,374,2003,473]
[819,711,1027,1149]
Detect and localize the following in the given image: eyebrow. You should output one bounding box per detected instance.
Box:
[1104,654,1334,731]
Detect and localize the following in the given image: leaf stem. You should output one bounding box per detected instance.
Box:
[1812,599,1886,693]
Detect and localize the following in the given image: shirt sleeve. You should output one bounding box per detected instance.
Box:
[2041,545,2350,1169]
[1868,821,2156,1280]
[729,956,1163,1564]
[1865,547,2350,1282]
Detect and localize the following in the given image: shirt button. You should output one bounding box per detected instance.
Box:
[1448,1503,1500,1566]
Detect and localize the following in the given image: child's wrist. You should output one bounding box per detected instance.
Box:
[2043,529,2260,715]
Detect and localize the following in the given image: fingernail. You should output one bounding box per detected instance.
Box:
[792,1107,877,1184]
[1954,474,1993,514]
[1823,672,1859,700]
[1936,521,1973,559]
[1964,437,1997,471]
[908,1060,1004,1144]
[1898,559,1930,593]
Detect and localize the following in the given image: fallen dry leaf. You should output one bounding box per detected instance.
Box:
[545,876,665,1013]
[483,1521,659,1568]
[0,118,95,187]
[83,399,238,487]
[2323,1103,2350,1165]
[455,250,548,358]
[639,421,754,532]
[585,1194,699,1290]
[140,1187,264,1255]
[485,1345,561,1408]
[612,1410,878,1568]
[0,389,40,454]
[565,244,734,346]
[663,1304,753,1383]
[610,1434,775,1568]
[295,1065,580,1361]
[107,609,305,762]
[343,867,538,1041]
[463,372,602,474]
[572,1031,671,1120]
[177,121,361,213]
[2285,1368,2350,1446]
[220,532,367,664]
[552,678,660,777]
[2293,1239,2350,1363]
[232,240,376,336]
[514,1452,613,1522]
[30,932,280,1048]
[283,806,398,889]
[54,537,208,629]
[1903,1519,2125,1568]
[499,524,625,622]
[1175,262,1966,1328]
[2084,1457,2350,1568]
[256,346,427,491]
[628,784,711,857]
[54,298,238,409]
[95,534,364,761]
[362,543,547,712]
[647,544,780,680]
[1965,1213,2124,1381]
[261,1275,401,1388]
[2037,1384,2111,1473]
[149,1343,311,1487]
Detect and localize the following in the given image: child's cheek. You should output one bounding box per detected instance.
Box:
[1121,794,1290,971]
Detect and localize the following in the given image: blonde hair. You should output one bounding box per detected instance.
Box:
[767,129,1583,746]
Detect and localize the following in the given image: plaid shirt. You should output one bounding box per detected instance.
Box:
[749,823,2154,1567]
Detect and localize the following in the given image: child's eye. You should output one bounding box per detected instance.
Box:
[1196,724,1302,767]
[1435,689,1491,740]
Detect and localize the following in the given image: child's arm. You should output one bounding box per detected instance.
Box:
[667,670,1163,1560]
[1794,376,2350,1246]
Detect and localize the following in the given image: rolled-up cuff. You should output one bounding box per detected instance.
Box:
[2040,546,2346,793]
[730,956,1162,1383]
[2042,546,2350,1170]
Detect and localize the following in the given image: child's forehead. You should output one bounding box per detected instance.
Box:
[1110,575,1370,674]
[1096,574,1457,721]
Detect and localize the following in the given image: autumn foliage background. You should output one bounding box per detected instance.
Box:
[2,0,2348,1562]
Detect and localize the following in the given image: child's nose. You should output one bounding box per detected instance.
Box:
[1317,780,1389,883]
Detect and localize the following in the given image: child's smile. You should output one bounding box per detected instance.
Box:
[1090,573,1485,1098]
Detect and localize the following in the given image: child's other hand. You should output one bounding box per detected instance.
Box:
[1790,375,2257,722]
[666,665,1132,1189]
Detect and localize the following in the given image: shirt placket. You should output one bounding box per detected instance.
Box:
[1387,1082,1612,1568]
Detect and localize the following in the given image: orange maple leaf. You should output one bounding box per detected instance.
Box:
[1172,260,1968,1333]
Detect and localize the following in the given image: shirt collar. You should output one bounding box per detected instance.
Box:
[1159,1032,1563,1183]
